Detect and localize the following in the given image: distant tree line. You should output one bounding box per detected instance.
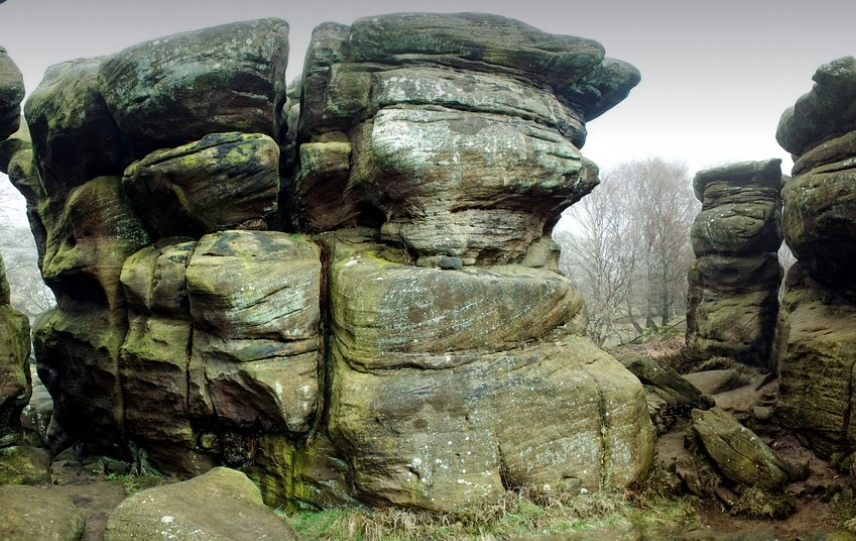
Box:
[554,158,699,347]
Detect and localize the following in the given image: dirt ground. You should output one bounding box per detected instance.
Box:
[44,455,128,541]
[655,373,853,540]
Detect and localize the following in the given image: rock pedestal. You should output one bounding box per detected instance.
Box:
[775,57,856,457]
[7,14,654,512]
[686,160,783,369]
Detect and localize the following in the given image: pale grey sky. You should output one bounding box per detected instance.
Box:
[0,0,853,224]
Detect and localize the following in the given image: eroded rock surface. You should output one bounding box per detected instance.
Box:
[775,57,856,457]
[686,160,783,368]
[287,12,638,265]
[8,13,651,513]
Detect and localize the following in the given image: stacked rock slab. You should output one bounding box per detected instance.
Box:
[9,14,654,511]
[4,19,293,467]
[0,47,31,448]
[686,160,783,369]
[276,13,653,511]
[775,57,856,457]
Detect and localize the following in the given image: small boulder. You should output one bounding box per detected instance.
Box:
[104,467,299,541]
[691,407,788,491]
[0,485,85,541]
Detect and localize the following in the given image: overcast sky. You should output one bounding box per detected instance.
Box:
[0,0,853,223]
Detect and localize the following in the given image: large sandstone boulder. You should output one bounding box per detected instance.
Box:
[324,230,653,509]
[104,467,299,541]
[0,46,24,140]
[123,132,280,238]
[686,160,783,368]
[115,231,322,474]
[24,57,128,195]
[185,231,321,435]
[0,485,85,541]
[99,18,289,157]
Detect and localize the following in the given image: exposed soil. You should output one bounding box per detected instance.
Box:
[45,454,128,541]
[655,371,853,540]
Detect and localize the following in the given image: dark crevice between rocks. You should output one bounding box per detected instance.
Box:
[593,374,611,490]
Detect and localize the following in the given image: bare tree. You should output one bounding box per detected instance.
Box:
[556,158,697,344]
[555,172,641,346]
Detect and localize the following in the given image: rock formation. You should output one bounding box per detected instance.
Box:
[686,160,783,369]
[5,14,655,511]
[775,57,856,457]
[0,47,31,449]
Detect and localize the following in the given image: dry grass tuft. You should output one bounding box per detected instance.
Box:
[287,485,700,541]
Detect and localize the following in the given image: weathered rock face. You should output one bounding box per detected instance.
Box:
[287,12,638,265]
[99,18,289,157]
[323,230,651,509]
[686,160,783,368]
[123,132,280,238]
[10,14,651,512]
[0,46,24,140]
[776,57,856,457]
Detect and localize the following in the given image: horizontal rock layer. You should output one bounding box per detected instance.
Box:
[686,160,782,368]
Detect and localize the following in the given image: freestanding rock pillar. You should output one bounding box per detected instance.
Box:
[775,57,856,457]
[686,160,783,369]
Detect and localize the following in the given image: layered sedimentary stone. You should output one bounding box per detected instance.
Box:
[11,14,648,513]
[324,231,653,510]
[99,18,289,157]
[115,231,323,474]
[123,132,280,238]
[119,240,206,475]
[686,160,783,368]
[186,231,321,435]
[776,264,856,457]
[288,12,636,264]
[0,46,24,141]
[41,176,150,311]
[775,58,856,457]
